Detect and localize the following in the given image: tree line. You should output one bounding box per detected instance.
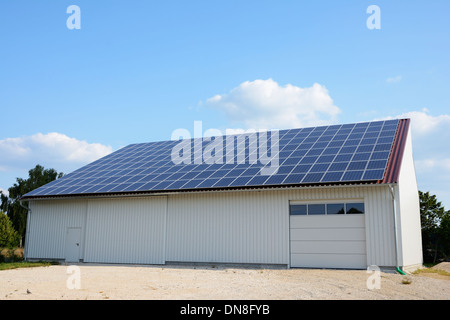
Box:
[0,165,63,248]
[1,164,449,263]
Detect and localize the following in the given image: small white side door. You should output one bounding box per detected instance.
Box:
[65,228,81,263]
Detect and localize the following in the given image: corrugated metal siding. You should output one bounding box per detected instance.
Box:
[25,185,397,268]
[365,186,397,266]
[26,200,87,260]
[83,196,167,264]
[283,186,396,267]
[165,185,396,267]
[166,191,288,264]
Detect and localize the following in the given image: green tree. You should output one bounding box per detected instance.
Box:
[438,214,450,258]
[0,165,63,246]
[0,210,20,248]
[419,191,450,263]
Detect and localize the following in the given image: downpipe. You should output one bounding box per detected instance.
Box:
[396,267,406,275]
[388,184,406,275]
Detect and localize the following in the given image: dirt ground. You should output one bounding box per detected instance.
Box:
[0,262,449,300]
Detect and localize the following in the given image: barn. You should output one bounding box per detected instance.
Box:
[21,118,423,271]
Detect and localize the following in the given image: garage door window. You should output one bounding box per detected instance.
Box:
[290,205,307,215]
[308,204,325,215]
[346,203,365,214]
[326,203,345,215]
[290,202,365,215]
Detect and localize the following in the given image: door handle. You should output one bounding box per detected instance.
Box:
[76,243,79,246]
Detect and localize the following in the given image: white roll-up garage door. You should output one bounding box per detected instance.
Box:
[289,202,367,269]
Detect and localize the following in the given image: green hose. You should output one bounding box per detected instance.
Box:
[396,267,406,275]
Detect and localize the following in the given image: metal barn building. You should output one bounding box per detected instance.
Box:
[21,119,423,271]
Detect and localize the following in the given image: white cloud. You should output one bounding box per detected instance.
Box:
[376,108,450,136]
[0,132,113,172]
[204,79,341,130]
[415,158,450,172]
[386,75,402,83]
[414,157,450,207]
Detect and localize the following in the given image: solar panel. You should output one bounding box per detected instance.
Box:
[23,119,401,198]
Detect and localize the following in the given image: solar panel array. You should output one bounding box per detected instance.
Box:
[23,119,400,198]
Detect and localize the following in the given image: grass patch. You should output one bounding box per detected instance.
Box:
[413,266,450,278]
[0,261,57,271]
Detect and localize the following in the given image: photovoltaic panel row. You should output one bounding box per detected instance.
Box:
[23,119,399,197]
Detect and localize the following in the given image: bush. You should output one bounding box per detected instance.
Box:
[0,248,23,263]
[0,210,20,248]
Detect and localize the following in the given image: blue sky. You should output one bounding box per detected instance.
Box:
[0,1,449,206]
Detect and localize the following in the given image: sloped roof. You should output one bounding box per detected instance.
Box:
[21,118,409,200]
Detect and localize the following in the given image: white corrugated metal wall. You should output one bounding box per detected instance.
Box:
[281,186,396,267]
[83,197,167,264]
[26,200,87,260]
[364,186,397,266]
[166,191,288,264]
[26,185,398,268]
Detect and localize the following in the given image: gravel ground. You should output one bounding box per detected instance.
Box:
[0,263,449,300]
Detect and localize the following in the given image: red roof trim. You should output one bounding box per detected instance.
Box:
[381,118,410,184]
